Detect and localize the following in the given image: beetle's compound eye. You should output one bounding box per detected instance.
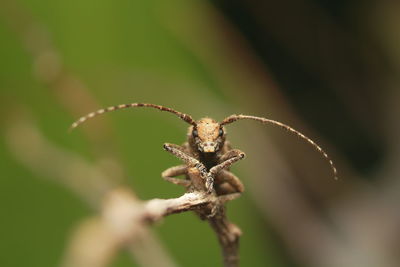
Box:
[218,128,224,137]
[192,129,198,138]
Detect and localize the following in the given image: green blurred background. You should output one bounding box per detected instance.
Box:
[1,0,400,266]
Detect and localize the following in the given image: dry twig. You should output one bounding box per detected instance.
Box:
[97,167,242,267]
[63,168,242,267]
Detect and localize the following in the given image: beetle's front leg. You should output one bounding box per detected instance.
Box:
[203,150,245,194]
[163,143,208,180]
[211,150,245,177]
[218,149,245,162]
[163,143,199,165]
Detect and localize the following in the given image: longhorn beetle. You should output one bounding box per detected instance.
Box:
[70,103,338,195]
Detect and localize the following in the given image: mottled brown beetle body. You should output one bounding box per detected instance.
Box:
[177,118,244,195]
[71,103,337,196]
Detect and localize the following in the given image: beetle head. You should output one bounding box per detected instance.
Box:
[189,118,225,153]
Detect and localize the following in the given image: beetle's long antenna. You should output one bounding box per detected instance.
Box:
[70,103,196,131]
[221,114,338,180]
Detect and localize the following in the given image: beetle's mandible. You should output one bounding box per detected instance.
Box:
[70,103,338,195]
